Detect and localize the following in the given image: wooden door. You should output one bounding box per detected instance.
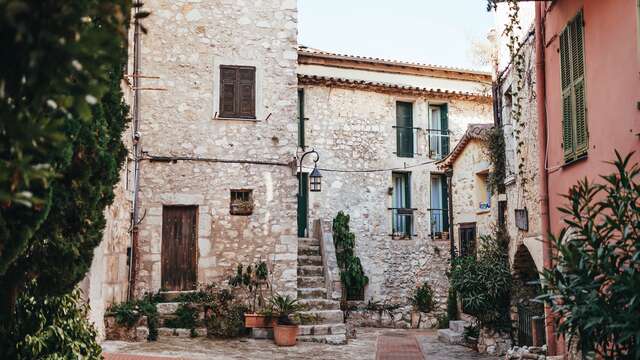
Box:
[459,223,476,258]
[297,173,309,237]
[162,206,198,291]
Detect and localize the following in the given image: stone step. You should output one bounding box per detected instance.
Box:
[157,327,207,338]
[298,287,327,299]
[158,290,197,302]
[298,255,323,266]
[297,309,344,325]
[299,298,340,311]
[298,265,324,276]
[156,302,181,315]
[298,334,348,345]
[298,276,325,288]
[449,320,469,334]
[299,238,320,247]
[298,244,320,256]
[437,328,463,345]
[298,323,346,336]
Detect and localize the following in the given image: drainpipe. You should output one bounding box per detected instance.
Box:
[535,3,562,356]
[127,1,142,301]
[446,168,455,259]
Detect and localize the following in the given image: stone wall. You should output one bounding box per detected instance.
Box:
[450,138,493,243]
[302,84,492,312]
[498,31,543,274]
[130,0,299,297]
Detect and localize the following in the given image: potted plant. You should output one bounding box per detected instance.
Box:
[230,261,274,328]
[269,294,305,346]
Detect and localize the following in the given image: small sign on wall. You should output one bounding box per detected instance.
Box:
[515,208,528,231]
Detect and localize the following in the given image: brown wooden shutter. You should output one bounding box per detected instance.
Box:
[220,66,237,118]
[237,67,256,118]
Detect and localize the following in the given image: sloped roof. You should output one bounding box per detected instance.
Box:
[298,46,492,84]
[298,46,491,77]
[436,123,494,169]
[297,74,492,103]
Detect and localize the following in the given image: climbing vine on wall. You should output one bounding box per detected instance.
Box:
[333,211,369,301]
[488,0,529,189]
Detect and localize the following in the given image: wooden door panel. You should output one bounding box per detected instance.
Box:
[162,206,197,291]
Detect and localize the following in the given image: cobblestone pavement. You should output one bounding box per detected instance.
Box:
[103,328,498,360]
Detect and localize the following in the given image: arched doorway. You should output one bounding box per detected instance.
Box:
[511,244,545,347]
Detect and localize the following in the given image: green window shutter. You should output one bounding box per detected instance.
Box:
[559,11,588,163]
[440,104,449,156]
[572,12,588,157]
[298,88,305,148]
[396,102,414,158]
[440,174,449,231]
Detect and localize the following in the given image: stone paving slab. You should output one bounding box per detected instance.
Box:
[103,327,500,360]
[417,333,499,360]
[376,332,424,360]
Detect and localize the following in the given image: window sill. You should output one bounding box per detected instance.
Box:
[213,116,260,122]
[389,234,416,240]
[562,153,588,169]
[476,209,491,215]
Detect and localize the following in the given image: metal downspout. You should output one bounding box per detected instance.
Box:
[535,3,561,356]
[127,1,142,301]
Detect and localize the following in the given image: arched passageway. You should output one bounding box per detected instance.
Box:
[511,244,545,347]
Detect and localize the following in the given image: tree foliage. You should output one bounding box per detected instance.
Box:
[540,152,640,359]
[0,0,132,317]
[450,231,511,331]
[5,281,102,359]
[332,211,369,300]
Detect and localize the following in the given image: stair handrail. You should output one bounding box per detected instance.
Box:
[313,219,342,301]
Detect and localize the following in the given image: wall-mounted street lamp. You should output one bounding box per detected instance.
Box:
[298,148,321,193]
[309,165,322,192]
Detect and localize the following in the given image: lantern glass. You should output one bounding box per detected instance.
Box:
[310,167,322,192]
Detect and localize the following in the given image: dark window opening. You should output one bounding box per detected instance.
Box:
[395,102,415,157]
[230,189,253,215]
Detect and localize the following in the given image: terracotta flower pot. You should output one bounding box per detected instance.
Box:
[244,314,274,328]
[273,323,298,346]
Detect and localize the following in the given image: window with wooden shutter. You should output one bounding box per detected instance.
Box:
[560,11,588,163]
[396,102,414,158]
[219,65,256,119]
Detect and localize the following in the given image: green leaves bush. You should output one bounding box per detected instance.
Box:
[4,282,101,359]
[411,282,435,313]
[333,211,368,300]
[450,232,511,331]
[540,152,640,358]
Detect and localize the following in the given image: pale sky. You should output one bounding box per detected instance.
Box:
[298,0,495,71]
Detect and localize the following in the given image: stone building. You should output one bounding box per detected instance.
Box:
[298,48,493,312]
[436,123,493,257]
[86,0,495,338]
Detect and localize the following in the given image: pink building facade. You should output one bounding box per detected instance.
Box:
[542,0,639,235]
[536,0,640,355]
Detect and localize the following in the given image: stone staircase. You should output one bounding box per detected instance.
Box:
[155,300,207,338]
[437,319,469,345]
[296,237,347,345]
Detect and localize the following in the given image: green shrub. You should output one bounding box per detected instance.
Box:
[436,313,449,329]
[207,304,247,338]
[540,152,640,358]
[107,292,159,341]
[447,288,459,321]
[463,324,480,343]
[4,283,102,359]
[450,230,511,331]
[411,282,435,313]
[333,212,369,300]
[165,304,198,330]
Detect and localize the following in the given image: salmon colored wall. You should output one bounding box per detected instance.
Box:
[543,0,640,235]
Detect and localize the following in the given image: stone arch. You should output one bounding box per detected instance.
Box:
[511,244,545,346]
